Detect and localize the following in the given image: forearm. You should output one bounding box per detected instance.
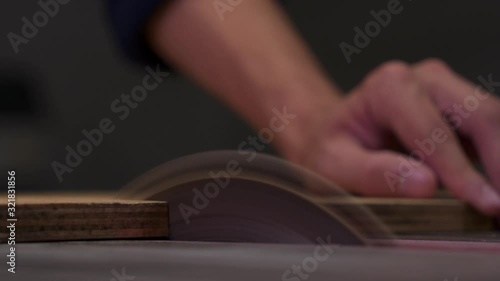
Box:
[147,0,341,159]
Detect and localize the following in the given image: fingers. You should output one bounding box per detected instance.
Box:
[413,59,500,215]
[363,61,500,215]
[308,135,438,198]
[413,59,500,189]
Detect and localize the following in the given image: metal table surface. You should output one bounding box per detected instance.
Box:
[2,240,500,280]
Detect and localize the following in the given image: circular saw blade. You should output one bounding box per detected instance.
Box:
[118,151,394,246]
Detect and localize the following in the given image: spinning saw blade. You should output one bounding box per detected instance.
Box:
[118,151,394,246]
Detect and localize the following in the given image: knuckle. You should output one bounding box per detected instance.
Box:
[361,60,414,100]
[372,60,413,83]
[415,58,451,74]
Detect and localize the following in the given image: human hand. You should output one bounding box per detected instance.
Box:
[145,0,500,215]
[292,59,500,216]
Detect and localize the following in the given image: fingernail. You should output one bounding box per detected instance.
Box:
[480,185,500,214]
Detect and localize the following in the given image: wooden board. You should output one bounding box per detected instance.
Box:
[315,197,496,235]
[0,193,496,243]
[0,193,169,242]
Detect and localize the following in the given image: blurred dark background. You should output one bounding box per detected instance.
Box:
[1,0,499,192]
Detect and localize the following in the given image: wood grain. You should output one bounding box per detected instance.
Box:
[0,193,169,242]
[0,193,495,243]
[314,196,496,235]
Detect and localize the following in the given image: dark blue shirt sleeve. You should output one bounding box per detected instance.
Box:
[106,0,165,67]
